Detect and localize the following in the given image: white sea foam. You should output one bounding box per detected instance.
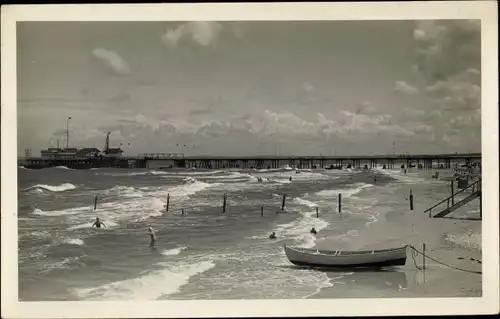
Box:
[316,182,373,198]
[18,166,31,170]
[54,166,75,170]
[292,197,318,207]
[26,183,77,192]
[162,170,224,176]
[44,257,80,272]
[73,260,215,300]
[161,246,188,256]
[65,238,84,245]
[164,178,218,198]
[32,207,87,217]
[276,210,329,248]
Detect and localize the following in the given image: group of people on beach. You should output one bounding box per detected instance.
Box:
[91,217,157,247]
[268,227,317,240]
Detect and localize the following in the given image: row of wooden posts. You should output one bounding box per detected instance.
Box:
[92,179,467,215]
[152,192,344,217]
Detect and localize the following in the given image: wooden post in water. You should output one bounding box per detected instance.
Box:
[181,208,184,216]
[261,206,264,217]
[281,194,287,211]
[94,196,98,210]
[451,180,455,206]
[316,206,319,218]
[166,193,170,212]
[409,190,414,211]
[338,194,342,213]
[422,242,426,270]
[223,193,227,213]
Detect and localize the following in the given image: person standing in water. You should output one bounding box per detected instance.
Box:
[92,217,106,228]
[148,227,156,247]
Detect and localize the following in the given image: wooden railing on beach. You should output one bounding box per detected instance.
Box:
[424,179,482,219]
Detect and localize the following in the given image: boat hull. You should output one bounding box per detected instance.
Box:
[284,245,407,268]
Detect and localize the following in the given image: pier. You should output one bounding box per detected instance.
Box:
[18,153,481,170]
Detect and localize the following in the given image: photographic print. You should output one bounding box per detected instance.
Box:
[2,2,498,318]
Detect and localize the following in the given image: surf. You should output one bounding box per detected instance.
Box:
[25,183,77,192]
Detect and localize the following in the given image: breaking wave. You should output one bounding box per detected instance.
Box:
[161,246,188,256]
[26,183,77,192]
[316,182,373,198]
[73,260,215,300]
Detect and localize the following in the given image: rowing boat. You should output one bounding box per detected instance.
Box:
[284,245,407,268]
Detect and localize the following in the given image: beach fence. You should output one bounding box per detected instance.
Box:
[160,190,346,220]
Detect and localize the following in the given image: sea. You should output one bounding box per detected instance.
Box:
[17,164,481,300]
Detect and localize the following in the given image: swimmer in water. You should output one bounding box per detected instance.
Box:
[148,227,156,247]
[269,232,277,240]
[92,217,106,228]
[310,227,317,235]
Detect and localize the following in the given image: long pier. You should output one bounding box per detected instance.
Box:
[19,153,480,170]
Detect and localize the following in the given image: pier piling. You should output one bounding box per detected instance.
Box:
[338,194,342,213]
[166,193,170,212]
[182,208,184,216]
[282,194,287,211]
[261,206,264,217]
[223,193,227,213]
[94,196,98,210]
[409,190,414,211]
[316,206,319,218]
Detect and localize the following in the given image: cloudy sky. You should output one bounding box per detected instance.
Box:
[17,20,481,157]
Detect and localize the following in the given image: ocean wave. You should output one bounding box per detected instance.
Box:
[108,185,144,198]
[44,256,80,272]
[148,170,169,175]
[164,178,219,198]
[160,170,225,176]
[65,238,84,245]
[25,183,77,192]
[54,166,75,170]
[292,197,318,208]
[161,246,188,256]
[316,182,373,198]
[32,207,86,217]
[97,172,149,177]
[275,210,329,248]
[68,220,119,230]
[18,166,31,170]
[73,260,215,300]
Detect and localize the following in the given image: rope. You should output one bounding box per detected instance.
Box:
[407,245,482,275]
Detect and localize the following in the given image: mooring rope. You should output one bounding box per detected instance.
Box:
[407,245,482,275]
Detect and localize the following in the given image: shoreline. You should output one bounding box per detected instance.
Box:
[309,170,482,298]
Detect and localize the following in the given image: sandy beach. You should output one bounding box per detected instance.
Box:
[312,168,482,298]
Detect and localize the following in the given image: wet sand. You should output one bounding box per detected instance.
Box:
[310,168,482,298]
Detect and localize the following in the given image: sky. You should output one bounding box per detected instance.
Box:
[17,20,481,157]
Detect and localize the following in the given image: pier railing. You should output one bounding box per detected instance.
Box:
[424,179,481,218]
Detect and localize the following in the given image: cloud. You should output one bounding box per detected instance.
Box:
[161,22,223,47]
[394,80,419,95]
[92,48,130,75]
[355,101,377,115]
[301,82,315,93]
[404,20,481,149]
